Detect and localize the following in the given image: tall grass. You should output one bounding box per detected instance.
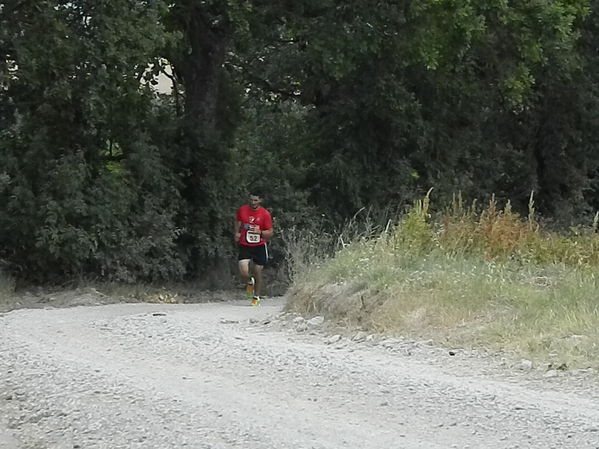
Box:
[287,192,599,369]
[281,207,397,283]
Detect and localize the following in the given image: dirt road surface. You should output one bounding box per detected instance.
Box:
[1,296,598,449]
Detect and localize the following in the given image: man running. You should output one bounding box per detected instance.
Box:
[234,191,273,305]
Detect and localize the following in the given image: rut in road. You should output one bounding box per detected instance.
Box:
[1,298,598,449]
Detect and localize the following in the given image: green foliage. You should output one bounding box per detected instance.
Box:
[392,190,435,254]
[238,0,595,222]
[0,0,184,282]
[2,0,599,286]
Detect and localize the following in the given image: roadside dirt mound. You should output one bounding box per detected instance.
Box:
[0,286,247,314]
[0,287,116,313]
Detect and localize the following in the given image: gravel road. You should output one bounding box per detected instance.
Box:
[1,296,598,449]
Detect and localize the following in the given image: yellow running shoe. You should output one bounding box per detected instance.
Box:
[250,296,261,306]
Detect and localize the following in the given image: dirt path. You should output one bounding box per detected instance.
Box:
[1,296,598,449]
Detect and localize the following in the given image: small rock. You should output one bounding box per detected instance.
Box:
[380,338,400,348]
[572,368,594,376]
[352,331,367,342]
[517,359,533,371]
[307,316,325,326]
[292,317,305,324]
[543,370,559,378]
[325,335,342,345]
[296,323,308,332]
[221,319,239,324]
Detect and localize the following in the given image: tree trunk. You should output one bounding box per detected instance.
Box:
[168,2,233,273]
[171,2,230,143]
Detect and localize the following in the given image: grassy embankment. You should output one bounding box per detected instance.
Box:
[286,193,599,370]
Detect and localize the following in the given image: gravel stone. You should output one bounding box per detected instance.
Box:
[307,316,325,327]
[518,359,534,371]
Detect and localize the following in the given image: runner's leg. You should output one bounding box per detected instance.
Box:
[251,244,267,297]
[253,264,264,297]
[238,259,251,284]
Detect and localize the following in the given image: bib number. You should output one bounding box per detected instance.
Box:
[246,232,260,244]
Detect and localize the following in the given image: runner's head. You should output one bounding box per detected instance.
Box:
[248,190,263,210]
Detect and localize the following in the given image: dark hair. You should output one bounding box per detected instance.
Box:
[248,189,264,198]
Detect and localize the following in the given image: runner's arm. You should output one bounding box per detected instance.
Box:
[234,220,242,242]
[259,212,274,240]
[260,227,273,240]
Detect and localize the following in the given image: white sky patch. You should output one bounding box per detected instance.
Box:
[142,59,175,94]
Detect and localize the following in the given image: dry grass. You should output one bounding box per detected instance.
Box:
[286,192,599,370]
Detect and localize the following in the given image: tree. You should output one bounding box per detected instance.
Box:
[239,0,593,219]
[0,0,183,281]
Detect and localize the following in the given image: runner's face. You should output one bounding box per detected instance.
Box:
[248,195,261,209]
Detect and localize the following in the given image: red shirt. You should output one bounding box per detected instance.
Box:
[236,205,273,247]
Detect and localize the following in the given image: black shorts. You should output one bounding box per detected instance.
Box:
[238,244,269,266]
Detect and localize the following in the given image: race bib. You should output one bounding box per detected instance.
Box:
[246,232,260,244]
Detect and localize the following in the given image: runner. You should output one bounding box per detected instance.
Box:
[234,191,273,306]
